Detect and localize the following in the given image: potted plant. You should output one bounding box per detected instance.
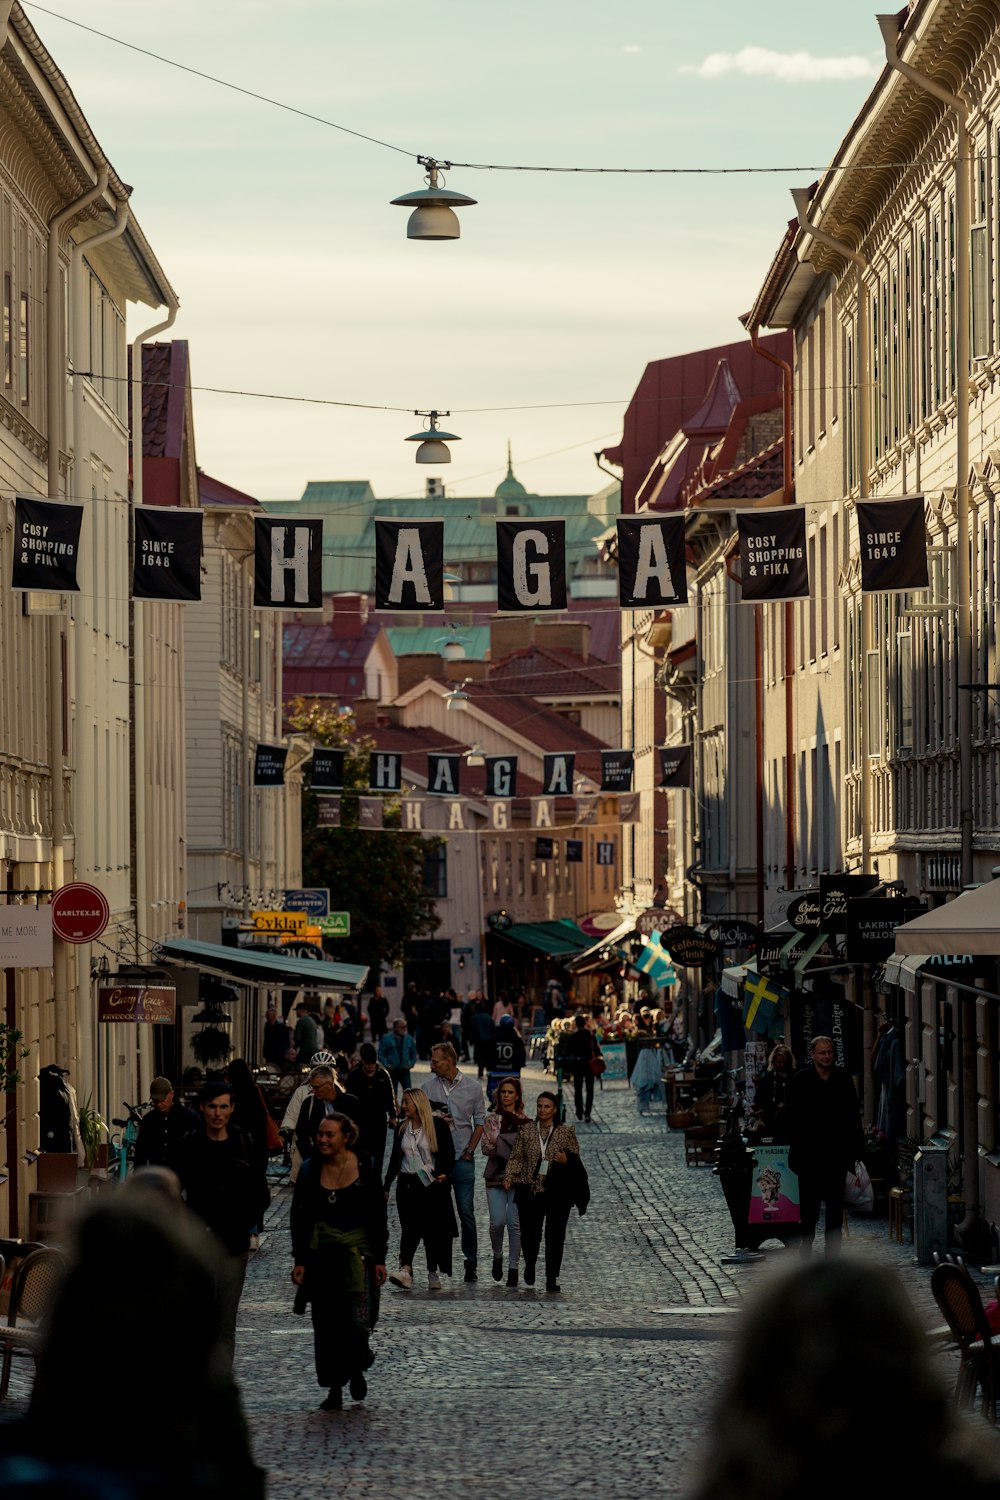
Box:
[191,1026,233,1066]
[78,1095,109,1171]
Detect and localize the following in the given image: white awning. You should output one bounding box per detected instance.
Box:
[892,879,1000,956]
[882,953,927,994]
[722,958,757,998]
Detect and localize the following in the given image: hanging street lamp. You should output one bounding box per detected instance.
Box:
[406,410,461,464]
[391,157,477,240]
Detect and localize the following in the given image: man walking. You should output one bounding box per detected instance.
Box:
[787,1034,864,1258]
[378,1017,417,1099]
[172,1081,262,1369]
[565,1014,602,1124]
[345,1043,398,1168]
[293,1001,322,1064]
[424,1042,486,1282]
[262,1005,291,1072]
[134,1076,198,1169]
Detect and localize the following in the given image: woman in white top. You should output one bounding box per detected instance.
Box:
[383,1088,456,1291]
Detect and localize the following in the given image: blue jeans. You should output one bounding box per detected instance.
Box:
[451,1156,478,1266]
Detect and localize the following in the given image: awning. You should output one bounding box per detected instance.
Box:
[566,917,637,972]
[490,920,592,959]
[893,879,1000,956]
[722,958,757,998]
[882,954,926,994]
[792,931,832,977]
[158,937,369,992]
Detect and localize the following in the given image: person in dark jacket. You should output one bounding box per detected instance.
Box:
[172,1081,263,1370]
[787,1035,864,1258]
[484,1014,527,1099]
[294,1067,362,1165]
[134,1077,198,1169]
[367,986,390,1044]
[565,1013,603,1123]
[262,1005,291,1071]
[345,1044,398,1168]
[751,1044,796,1135]
[290,1112,387,1411]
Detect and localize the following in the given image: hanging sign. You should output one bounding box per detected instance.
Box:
[757,934,793,976]
[575,797,598,825]
[50,882,110,943]
[97,984,176,1024]
[427,754,461,795]
[316,796,341,827]
[618,793,640,823]
[374,519,444,611]
[253,517,322,610]
[616,516,688,607]
[484,756,517,798]
[0,905,53,967]
[11,496,83,593]
[596,841,615,866]
[282,888,330,919]
[444,799,467,830]
[566,839,583,863]
[601,750,634,793]
[787,890,822,932]
[714,918,761,951]
[312,748,346,791]
[403,800,425,830]
[531,797,554,828]
[819,873,880,934]
[662,923,720,967]
[132,507,203,601]
[844,897,906,963]
[254,745,287,786]
[489,799,512,830]
[496,520,566,612]
[737,509,809,601]
[542,753,575,795]
[358,797,384,829]
[659,745,692,788]
[369,752,402,792]
[535,837,554,860]
[856,497,928,593]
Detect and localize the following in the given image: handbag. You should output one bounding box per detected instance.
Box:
[589,1056,607,1078]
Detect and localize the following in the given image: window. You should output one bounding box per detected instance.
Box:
[3,273,10,391]
[896,630,913,751]
[423,843,447,898]
[972,224,990,358]
[18,290,28,404]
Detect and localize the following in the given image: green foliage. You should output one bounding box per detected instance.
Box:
[191,1026,233,1065]
[0,1022,30,1096]
[287,698,441,973]
[78,1095,109,1168]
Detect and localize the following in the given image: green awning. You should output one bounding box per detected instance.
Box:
[158,937,369,992]
[793,931,831,977]
[492,920,592,959]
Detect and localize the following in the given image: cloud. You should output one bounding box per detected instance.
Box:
[679,46,879,83]
[622,45,642,54]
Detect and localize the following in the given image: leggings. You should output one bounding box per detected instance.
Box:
[486,1184,521,1266]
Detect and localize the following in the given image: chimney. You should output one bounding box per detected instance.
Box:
[330,592,368,639]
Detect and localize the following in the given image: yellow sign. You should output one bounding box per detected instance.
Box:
[251,910,308,933]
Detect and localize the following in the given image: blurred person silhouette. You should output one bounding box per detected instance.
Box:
[690,1259,1000,1500]
[0,1195,263,1499]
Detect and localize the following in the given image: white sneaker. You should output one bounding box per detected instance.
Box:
[249,1234,260,1252]
[428,1271,442,1290]
[389,1267,413,1290]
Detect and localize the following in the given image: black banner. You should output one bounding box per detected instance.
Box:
[427,754,461,795]
[845,897,906,963]
[359,797,383,828]
[254,517,322,610]
[616,516,687,607]
[11,496,83,593]
[542,753,575,795]
[316,796,341,827]
[737,509,809,601]
[535,837,554,860]
[791,979,861,1075]
[601,750,634,793]
[596,841,616,866]
[254,744,288,785]
[484,757,518,798]
[818,873,880,934]
[132,507,203,601]
[566,839,583,863]
[369,753,402,792]
[659,745,692,788]
[312,748,345,791]
[856,497,928,593]
[496,520,566,612]
[374,519,444,611]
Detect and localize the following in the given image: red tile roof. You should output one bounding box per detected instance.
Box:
[198,470,259,509]
[488,644,620,698]
[282,617,380,701]
[141,341,189,460]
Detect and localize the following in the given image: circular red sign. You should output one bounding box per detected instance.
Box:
[51,882,110,944]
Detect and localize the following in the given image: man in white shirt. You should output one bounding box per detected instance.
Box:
[424,1043,486,1281]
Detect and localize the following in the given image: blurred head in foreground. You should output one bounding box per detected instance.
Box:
[691,1259,999,1500]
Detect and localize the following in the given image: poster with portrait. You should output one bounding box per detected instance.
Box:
[747,1141,800,1225]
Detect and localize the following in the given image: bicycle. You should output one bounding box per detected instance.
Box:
[107,1100,147,1182]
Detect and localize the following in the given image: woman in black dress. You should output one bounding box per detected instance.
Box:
[290,1112,388,1411]
[751,1044,796,1134]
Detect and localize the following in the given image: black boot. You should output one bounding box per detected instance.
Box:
[349,1373,368,1401]
[523,1261,536,1286]
[492,1255,503,1281]
[506,1267,519,1288]
[319,1388,343,1411]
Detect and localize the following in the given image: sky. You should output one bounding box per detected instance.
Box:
[28,1,892,503]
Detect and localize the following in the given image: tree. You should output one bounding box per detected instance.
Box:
[286,698,441,975]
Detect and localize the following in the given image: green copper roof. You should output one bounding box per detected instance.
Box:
[495,443,528,502]
[385,625,491,660]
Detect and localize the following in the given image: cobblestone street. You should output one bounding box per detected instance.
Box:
[236,1065,988,1499]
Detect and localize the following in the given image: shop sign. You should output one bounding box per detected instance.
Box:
[756,934,793,976]
[252,910,308,934]
[97,984,176,1024]
[748,1141,800,1225]
[319,912,351,938]
[280,942,325,961]
[919,953,996,983]
[818,873,880,934]
[787,890,821,932]
[282,888,330,919]
[51,882,110,943]
[661,923,719,967]
[714,918,760,951]
[844,898,906,963]
[0,906,53,967]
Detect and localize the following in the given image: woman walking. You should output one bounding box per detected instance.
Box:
[504,1090,581,1293]
[751,1043,796,1134]
[383,1088,456,1291]
[290,1112,387,1412]
[481,1076,528,1287]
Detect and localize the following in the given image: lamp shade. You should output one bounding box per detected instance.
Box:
[391,183,477,241]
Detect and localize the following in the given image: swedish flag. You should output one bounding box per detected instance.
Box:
[634,930,671,983]
[741,972,786,1036]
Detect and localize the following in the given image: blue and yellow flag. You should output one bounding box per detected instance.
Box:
[741,972,787,1036]
[634,929,671,983]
